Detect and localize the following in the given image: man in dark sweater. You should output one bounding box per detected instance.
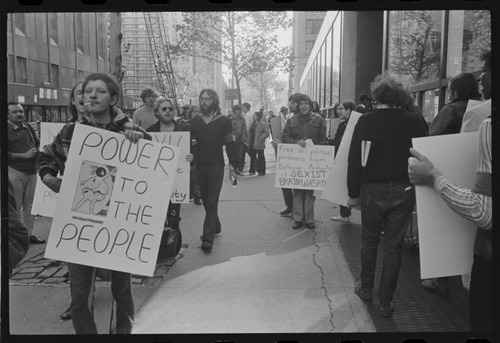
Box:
[190,89,238,252]
[347,76,428,317]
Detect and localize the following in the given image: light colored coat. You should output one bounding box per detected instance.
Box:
[253,119,269,150]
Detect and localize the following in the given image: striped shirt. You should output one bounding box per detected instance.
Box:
[432,118,492,259]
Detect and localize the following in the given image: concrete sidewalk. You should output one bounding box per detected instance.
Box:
[8,144,375,335]
[132,165,374,333]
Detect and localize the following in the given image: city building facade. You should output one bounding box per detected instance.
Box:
[299,10,491,126]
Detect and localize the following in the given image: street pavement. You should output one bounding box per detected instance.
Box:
[8,142,375,336]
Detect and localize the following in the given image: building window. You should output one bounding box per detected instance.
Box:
[305,40,314,56]
[76,13,84,54]
[15,57,28,84]
[446,10,491,77]
[306,19,323,35]
[387,11,443,87]
[14,13,26,36]
[49,13,58,46]
[51,64,59,87]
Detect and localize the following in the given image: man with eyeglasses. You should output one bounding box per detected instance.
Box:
[190,89,239,252]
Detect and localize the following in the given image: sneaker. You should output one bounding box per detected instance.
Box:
[292,221,303,230]
[421,279,450,297]
[280,208,293,217]
[378,302,394,317]
[249,172,256,175]
[201,241,213,252]
[331,216,350,223]
[354,285,373,301]
[214,231,222,237]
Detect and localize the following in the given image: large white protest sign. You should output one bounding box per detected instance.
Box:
[270,116,282,142]
[413,132,479,279]
[44,124,180,276]
[32,122,65,217]
[275,143,334,191]
[321,111,363,207]
[150,132,190,203]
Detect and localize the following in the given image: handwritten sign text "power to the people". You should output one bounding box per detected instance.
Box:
[44,124,180,276]
[275,143,334,191]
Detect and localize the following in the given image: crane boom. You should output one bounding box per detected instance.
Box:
[143,12,178,101]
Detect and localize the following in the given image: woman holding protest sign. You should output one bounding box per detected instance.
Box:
[37,73,150,334]
[282,93,328,230]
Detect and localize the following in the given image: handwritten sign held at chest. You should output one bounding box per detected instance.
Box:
[149,132,190,203]
[275,143,334,191]
[44,124,180,277]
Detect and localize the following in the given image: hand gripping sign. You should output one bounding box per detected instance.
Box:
[44,124,180,277]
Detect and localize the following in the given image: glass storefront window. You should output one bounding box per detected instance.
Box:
[388,11,443,88]
[422,88,440,124]
[446,10,491,77]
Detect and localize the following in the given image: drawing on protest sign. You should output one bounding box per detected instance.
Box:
[275,143,334,191]
[321,111,363,208]
[32,122,65,217]
[44,124,180,276]
[149,132,190,203]
[71,161,117,216]
[413,132,478,279]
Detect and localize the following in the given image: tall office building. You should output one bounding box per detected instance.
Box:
[121,12,224,108]
[7,12,110,124]
[291,11,327,94]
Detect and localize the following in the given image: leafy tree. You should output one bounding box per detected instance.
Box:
[388,11,441,84]
[173,11,292,105]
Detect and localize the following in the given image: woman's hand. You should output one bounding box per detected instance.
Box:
[123,129,143,143]
[185,153,194,162]
[297,139,306,148]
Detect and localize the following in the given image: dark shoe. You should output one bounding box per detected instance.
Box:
[194,198,202,205]
[249,172,255,175]
[421,279,450,297]
[280,208,293,217]
[354,285,373,301]
[214,230,222,237]
[292,221,303,230]
[29,235,46,244]
[59,307,72,320]
[258,172,265,176]
[201,241,213,252]
[305,222,316,229]
[378,302,394,317]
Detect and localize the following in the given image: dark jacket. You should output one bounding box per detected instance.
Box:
[282,112,328,145]
[429,100,468,136]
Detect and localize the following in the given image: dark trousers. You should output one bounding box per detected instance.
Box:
[235,141,247,172]
[359,181,414,306]
[68,263,134,334]
[282,188,293,210]
[249,148,265,174]
[196,164,224,243]
[469,254,492,331]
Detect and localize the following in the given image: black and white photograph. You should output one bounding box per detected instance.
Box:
[3,2,495,342]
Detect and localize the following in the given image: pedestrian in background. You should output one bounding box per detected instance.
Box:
[250,111,269,176]
[230,104,248,175]
[132,87,158,130]
[329,101,356,223]
[190,89,239,252]
[242,102,253,173]
[7,101,45,245]
[347,75,428,317]
[37,73,149,334]
[282,94,328,230]
[429,72,482,136]
[7,179,30,277]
